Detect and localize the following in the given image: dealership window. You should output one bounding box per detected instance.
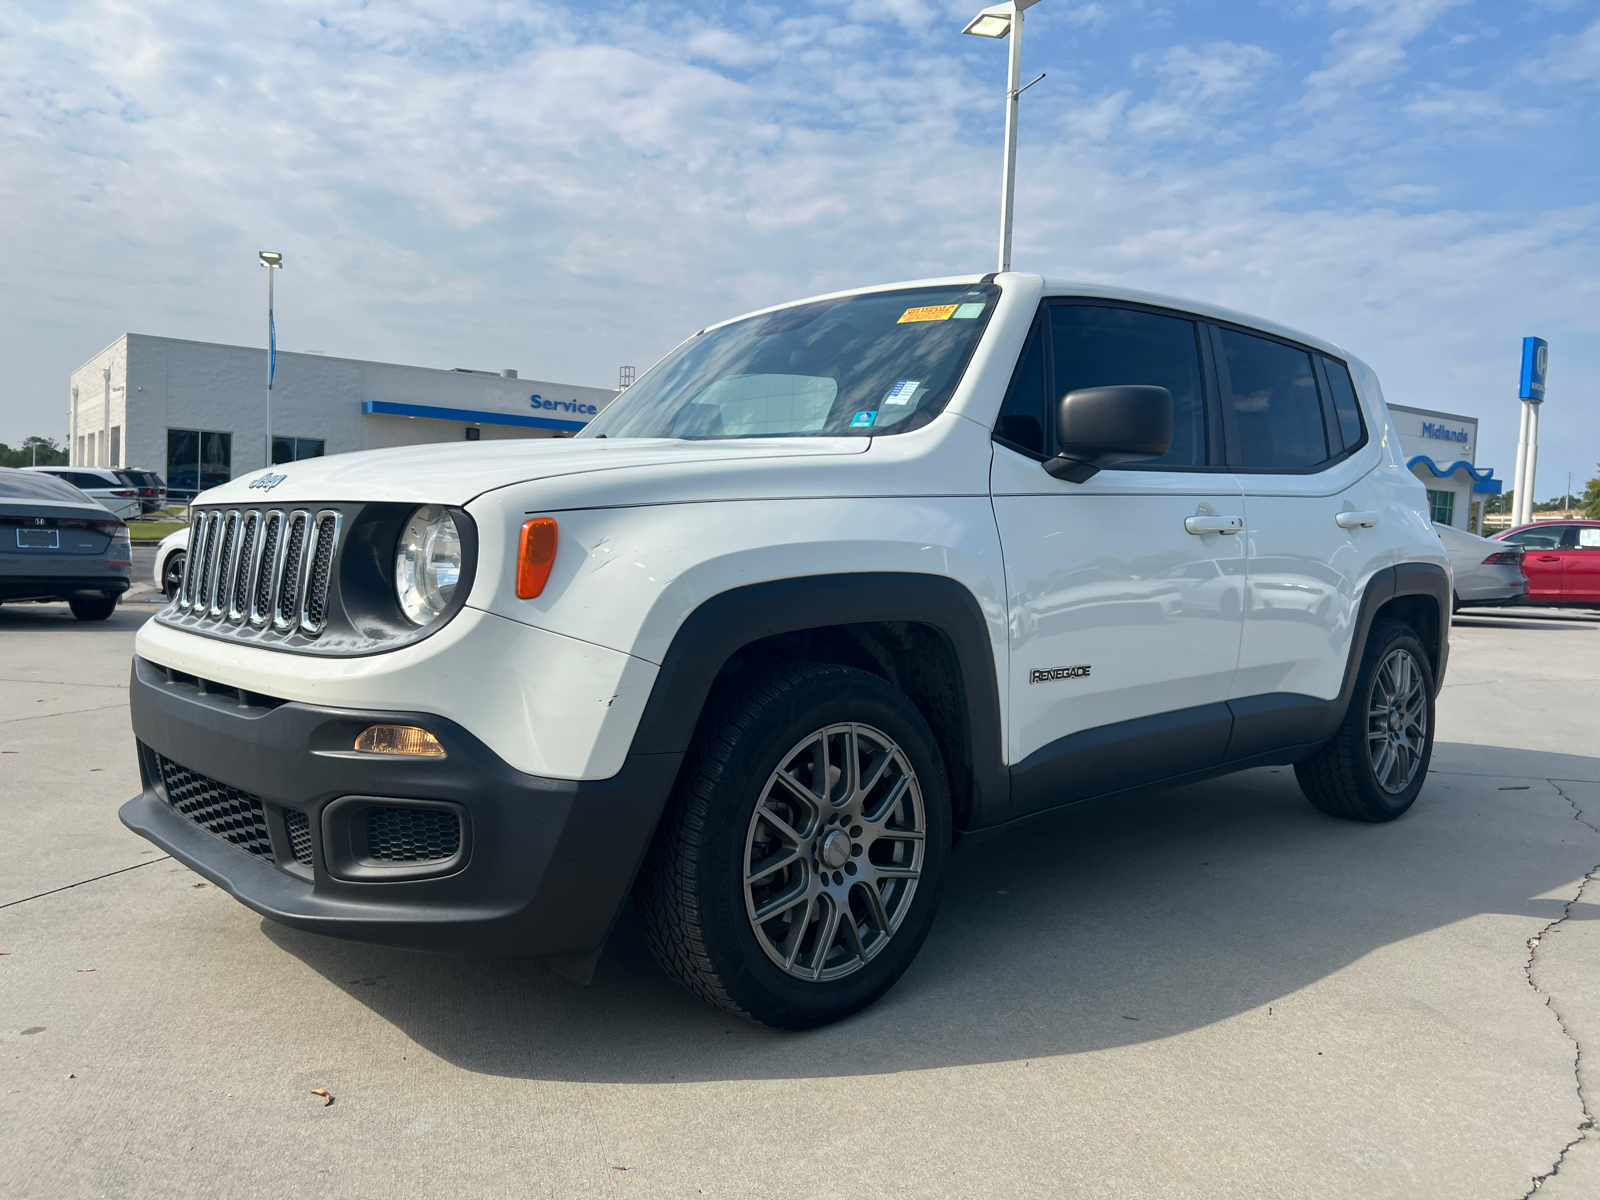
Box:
[272,436,326,465]
[167,429,232,499]
[1426,489,1455,526]
[110,426,121,468]
[76,435,85,465]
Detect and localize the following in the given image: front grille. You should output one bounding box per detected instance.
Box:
[156,754,275,863]
[175,506,340,639]
[283,809,314,867]
[367,807,461,863]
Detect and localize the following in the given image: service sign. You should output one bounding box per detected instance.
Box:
[1519,336,1548,402]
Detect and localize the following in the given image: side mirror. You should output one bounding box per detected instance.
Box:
[1044,385,1174,483]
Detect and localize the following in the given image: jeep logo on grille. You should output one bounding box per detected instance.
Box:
[249,472,288,491]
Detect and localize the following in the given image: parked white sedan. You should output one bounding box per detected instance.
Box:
[154,525,189,600]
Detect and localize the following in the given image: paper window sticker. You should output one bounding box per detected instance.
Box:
[897,305,959,324]
[850,411,877,428]
[952,303,986,319]
[883,380,922,406]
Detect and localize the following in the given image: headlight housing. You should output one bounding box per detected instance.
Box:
[395,505,463,625]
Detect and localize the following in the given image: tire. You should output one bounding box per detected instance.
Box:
[635,663,952,1029]
[162,551,186,601]
[69,596,118,621]
[1295,618,1436,822]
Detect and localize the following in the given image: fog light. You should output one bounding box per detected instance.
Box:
[354,725,445,757]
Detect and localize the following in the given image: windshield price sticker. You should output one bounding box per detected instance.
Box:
[883,380,921,406]
[898,305,959,324]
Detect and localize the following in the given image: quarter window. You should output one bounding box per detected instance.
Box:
[994,321,1047,456]
[1321,357,1366,450]
[1050,306,1206,468]
[1218,328,1328,470]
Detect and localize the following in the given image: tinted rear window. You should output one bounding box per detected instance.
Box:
[0,470,91,502]
[1218,328,1328,470]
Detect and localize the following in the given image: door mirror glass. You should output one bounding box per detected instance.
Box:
[1045,386,1174,482]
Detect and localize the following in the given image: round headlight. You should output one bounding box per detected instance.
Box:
[395,505,462,625]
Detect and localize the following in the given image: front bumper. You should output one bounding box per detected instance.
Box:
[122,656,681,959]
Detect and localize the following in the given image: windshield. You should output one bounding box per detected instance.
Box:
[582,283,999,440]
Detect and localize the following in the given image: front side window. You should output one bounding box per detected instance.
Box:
[1218,328,1328,470]
[581,284,998,440]
[1502,526,1568,549]
[1050,305,1207,468]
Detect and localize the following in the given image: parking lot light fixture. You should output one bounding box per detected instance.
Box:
[964,0,1044,273]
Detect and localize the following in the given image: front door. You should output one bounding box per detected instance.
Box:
[991,301,1246,817]
[1501,524,1578,603]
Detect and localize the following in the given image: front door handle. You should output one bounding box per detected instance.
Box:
[1184,515,1243,535]
[1537,555,1561,562]
[1336,511,1381,529]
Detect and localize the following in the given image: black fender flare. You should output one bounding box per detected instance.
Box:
[625,572,1010,829]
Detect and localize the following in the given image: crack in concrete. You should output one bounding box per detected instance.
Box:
[1522,781,1599,1197]
[0,856,172,910]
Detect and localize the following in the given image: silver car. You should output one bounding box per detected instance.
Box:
[1434,522,1528,611]
[0,467,132,619]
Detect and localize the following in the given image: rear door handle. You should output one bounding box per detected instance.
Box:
[1336,511,1381,529]
[1185,515,1243,535]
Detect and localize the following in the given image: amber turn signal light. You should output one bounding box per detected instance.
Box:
[517,518,558,598]
[354,725,446,757]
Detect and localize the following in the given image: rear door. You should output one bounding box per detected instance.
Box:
[1214,327,1389,737]
[1561,526,1600,602]
[991,300,1245,815]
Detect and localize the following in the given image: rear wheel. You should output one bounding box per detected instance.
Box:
[1295,619,1435,821]
[68,597,117,621]
[635,663,951,1029]
[162,551,186,600]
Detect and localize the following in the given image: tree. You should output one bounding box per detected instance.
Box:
[0,436,68,468]
[1583,465,1600,521]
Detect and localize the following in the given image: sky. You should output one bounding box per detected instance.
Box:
[1,0,1597,499]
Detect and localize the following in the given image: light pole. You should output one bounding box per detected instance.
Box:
[259,251,284,467]
[964,0,1045,273]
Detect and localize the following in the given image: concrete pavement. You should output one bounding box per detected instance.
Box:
[3,601,1598,1198]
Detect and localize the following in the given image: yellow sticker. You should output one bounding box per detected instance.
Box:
[898,304,960,324]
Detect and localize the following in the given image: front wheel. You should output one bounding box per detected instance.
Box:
[162,551,186,600]
[635,663,951,1029]
[1295,618,1435,821]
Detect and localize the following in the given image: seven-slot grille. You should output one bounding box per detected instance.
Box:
[177,507,342,637]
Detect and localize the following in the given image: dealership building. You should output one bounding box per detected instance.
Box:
[69,334,620,498]
[1390,403,1502,534]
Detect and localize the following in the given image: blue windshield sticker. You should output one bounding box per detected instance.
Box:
[883,380,921,406]
[850,411,877,428]
[952,303,986,319]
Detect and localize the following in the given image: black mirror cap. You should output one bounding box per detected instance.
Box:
[1044,385,1174,482]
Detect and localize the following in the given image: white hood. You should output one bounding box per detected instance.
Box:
[192,437,870,507]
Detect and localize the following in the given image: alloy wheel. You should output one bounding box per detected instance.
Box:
[1367,647,1427,794]
[742,722,926,982]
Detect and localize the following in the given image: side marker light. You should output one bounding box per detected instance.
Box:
[517,518,558,598]
[354,725,445,757]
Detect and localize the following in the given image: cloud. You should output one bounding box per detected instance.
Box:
[1523,15,1600,85]
[1303,0,1468,108]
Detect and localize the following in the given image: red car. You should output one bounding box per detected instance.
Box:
[1492,520,1600,608]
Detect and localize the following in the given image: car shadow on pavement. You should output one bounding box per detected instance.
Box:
[262,742,1600,1083]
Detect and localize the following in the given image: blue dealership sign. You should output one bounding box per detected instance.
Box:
[1519,336,1548,402]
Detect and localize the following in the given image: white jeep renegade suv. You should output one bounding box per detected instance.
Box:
[123,273,1449,1028]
